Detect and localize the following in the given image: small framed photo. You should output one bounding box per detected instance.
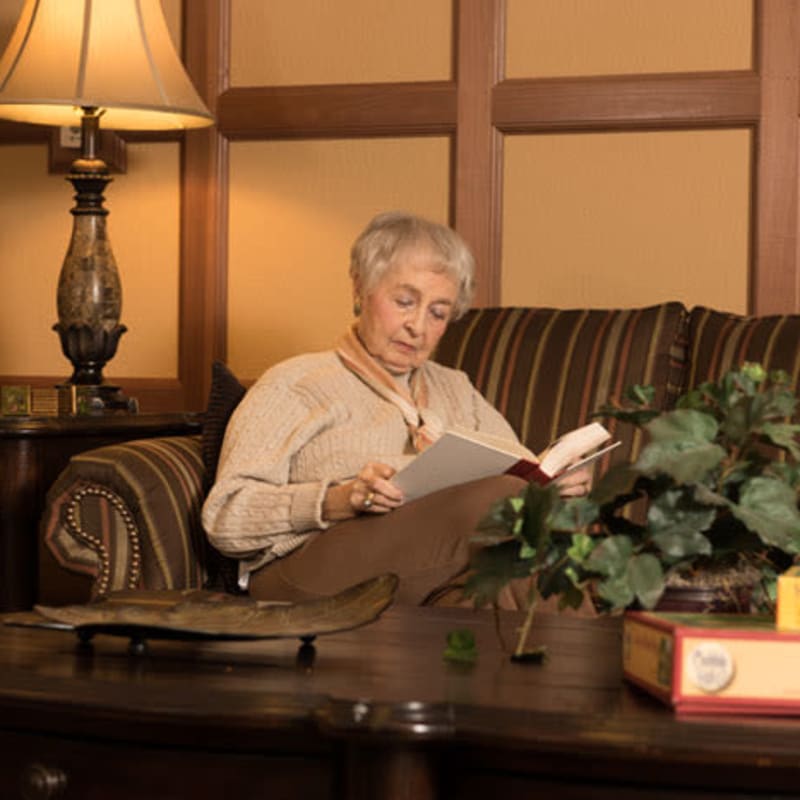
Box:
[1,385,31,416]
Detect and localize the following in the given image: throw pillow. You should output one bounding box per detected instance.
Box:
[201,360,246,493]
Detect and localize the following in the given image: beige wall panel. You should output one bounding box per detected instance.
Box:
[502,130,751,313]
[0,143,179,379]
[506,0,752,78]
[103,142,180,379]
[0,145,70,377]
[230,0,451,86]
[228,138,450,380]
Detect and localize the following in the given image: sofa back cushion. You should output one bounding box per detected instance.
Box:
[688,307,800,394]
[435,303,688,467]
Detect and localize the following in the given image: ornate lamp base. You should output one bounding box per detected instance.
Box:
[53,108,136,414]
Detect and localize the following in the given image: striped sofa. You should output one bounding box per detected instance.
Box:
[40,303,800,604]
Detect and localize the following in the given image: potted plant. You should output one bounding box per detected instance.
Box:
[465,363,800,661]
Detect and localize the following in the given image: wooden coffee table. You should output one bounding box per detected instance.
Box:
[2,603,800,799]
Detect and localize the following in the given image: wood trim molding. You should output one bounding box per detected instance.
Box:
[454,0,505,307]
[178,0,230,411]
[493,71,761,132]
[217,81,456,140]
[752,0,800,314]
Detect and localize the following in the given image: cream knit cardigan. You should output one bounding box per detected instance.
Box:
[201,351,519,580]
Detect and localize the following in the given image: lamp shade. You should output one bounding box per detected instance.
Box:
[0,0,213,130]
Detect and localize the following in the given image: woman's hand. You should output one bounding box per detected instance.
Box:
[322,462,405,521]
[553,464,593,498]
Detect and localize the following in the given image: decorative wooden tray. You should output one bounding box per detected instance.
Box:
[3,573,398,655]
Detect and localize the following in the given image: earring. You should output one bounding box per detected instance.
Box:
[353,300,362,316]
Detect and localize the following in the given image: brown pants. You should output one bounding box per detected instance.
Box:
[248,475,529,609]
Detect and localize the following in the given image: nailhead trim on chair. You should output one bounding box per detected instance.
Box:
[64,485,142,596]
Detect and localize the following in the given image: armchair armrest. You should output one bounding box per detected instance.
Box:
[42,435,209,599]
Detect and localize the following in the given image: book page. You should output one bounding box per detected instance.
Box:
[392,429,534,502]
[538,422,612,478]
[392,422,616,501]
[552,440,621,481]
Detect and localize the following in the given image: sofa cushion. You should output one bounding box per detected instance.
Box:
[202,361,246,493]
[435,303,688,467]
[687,306,800,393]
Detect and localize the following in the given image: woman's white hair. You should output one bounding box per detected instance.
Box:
[349,211,475,319]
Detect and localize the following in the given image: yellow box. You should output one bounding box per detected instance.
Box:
[776,566,800,631]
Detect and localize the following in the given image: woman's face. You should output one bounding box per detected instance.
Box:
[356,253,458,374]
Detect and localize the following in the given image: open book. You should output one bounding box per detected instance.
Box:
[392,421,619,502]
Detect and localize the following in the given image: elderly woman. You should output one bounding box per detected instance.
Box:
[202,211,589,607]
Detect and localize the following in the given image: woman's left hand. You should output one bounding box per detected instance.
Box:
[322,461,405,522]
[554,465,593,498]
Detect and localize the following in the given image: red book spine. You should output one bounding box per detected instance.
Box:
[505,459,550,485]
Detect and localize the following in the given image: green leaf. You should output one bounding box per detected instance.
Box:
[627,553,665,609]
[645,408,719,444]
[761,422,800,461]
[476,494,524,539]
[585,535,633,578]
[637,440,726,483]
[596,574,635,609]
[567,532,596,564]
[741,362,767,383]
[646,489,715,559]
[518,482,557,549]
[590,464,641,506]
[443,629,477,664]
[720,402,748,444]
[464,540,533,606]
[548,496,598,532]
[637,409,726,482]
[626,384,656,406]
[731,476,800,553]
[556,581,587,610]
[650,529,712,560]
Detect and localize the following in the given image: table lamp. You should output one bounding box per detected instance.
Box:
[0,0,213,411]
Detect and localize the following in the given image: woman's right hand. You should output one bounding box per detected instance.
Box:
[322,462,405,521]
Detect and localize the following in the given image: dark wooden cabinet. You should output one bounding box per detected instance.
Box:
[2,606,800,799]
[0,413,202,612]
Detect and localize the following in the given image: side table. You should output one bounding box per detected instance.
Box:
[0,413,202,612]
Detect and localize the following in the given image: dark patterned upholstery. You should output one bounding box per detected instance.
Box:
[436,303,689,470]
[202,360,246,493]
[43,436,206,598]
[687,307,800,393]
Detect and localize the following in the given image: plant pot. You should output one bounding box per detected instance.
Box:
[655,584,752,614]
[656,562,759,613]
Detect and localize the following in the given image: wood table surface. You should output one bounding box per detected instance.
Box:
[1,602,800,799]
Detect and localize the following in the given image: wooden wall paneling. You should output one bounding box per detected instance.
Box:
[454,0,505,307]
[753,0,800,314]
[178,0,231,411]
[218,82,456,140]
[493,72,760,132]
